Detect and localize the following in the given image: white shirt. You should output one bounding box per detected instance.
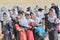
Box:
[19,16,29,27]
[27,18,34,24]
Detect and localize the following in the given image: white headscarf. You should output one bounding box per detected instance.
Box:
[0,7,11,21]
[11,8,18,19]
[1,6,8,12]
[48,9,58,23]
[19,16,29,27]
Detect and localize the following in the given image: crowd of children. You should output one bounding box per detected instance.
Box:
[0,3,60,40]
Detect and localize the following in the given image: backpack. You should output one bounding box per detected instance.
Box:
[35,26,47,39]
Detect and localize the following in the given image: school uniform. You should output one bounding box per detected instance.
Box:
[0,11,11,34]
[48,13,58,40]
[1,6,13,37]
[2,19,13,40]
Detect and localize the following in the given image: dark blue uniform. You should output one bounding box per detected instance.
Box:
[2,20,13,40]
[47,20,58,40]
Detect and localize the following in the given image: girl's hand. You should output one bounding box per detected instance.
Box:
[47,29,52,32]
[36,23,42,26]
[12,34,15,40]
[19,29,24,31]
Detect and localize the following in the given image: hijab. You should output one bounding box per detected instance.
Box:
[48,9,57,23]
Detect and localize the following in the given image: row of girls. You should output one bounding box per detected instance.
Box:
[0,3,60,40]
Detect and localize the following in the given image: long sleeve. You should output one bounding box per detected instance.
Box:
[8,20,14,34]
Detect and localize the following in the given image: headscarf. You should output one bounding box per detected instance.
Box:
[1,6,11,21]
[19,16,29,27]
[11,8,18,19]
[48,9,58,23]
[1,6,8,12]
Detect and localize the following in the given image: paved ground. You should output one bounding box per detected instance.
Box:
[0,22,60,40]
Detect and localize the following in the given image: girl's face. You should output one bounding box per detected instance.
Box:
[25,15,30,19]
[30,14,35,19]
[3,14,7,20]
[12,9,16,13]
[17,14,22,19]
[49,10,53,16]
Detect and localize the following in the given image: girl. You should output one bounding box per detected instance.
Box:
[10,8,18,40]
[47,9,58,40]
[11,8,18,21]
[25,13,34,40]
[14,11,28,40]
[30,12,42,26]
[2,12,14,40]
[25,13,34,24]
[30,12,44,40]
[0,7,11,34]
